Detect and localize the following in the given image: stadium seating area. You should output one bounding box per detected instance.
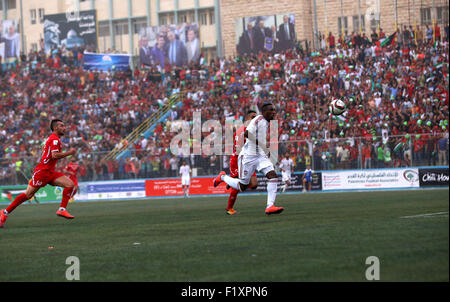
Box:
[0,30,448,185]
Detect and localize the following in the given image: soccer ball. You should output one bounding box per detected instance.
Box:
[329,99,346,116]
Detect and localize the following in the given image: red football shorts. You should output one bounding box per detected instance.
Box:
[230,154,239,178]
[29,170,66,188]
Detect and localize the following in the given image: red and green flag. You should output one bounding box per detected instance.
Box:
[380,32,396,47]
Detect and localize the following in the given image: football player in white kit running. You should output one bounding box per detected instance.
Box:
[279,153,294,193]
[213,103,284,215]
[179,160,191,197]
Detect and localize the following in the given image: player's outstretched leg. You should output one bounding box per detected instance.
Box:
[226,188,239,215]
[264,172,284,215]
[214,171,243,192]
[1,185,39,228]
[213,171,226,187]
[53,176,75,219]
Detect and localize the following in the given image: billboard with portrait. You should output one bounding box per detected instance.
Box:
[43,9,97,54]
[0,19,20,60]
[138,22,200,68]
[235,13,295,55]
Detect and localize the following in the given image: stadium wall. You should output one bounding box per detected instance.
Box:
[1,166,447,203]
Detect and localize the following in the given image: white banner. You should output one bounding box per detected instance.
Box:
[322,168,420,191]
[83,180,146,200]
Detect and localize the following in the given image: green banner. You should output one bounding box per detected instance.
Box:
[0,185,63,203]
[34,186,64,202]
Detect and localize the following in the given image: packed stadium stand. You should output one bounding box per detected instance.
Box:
[0,28,448,185]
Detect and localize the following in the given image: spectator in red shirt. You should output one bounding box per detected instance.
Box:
[328,32,335,50]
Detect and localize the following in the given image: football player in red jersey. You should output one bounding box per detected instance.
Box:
[1,119,77,228]
[225,110,258,215]
[64,156,80,203]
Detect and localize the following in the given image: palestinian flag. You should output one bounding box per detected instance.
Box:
[380,32,396,47]
[1,191,12,201]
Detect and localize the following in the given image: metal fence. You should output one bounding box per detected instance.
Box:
[1,133,448,186]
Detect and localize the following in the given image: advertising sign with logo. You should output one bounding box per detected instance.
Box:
[145,172,322,197]
[83,52,131,71]
[419,168,449,187]
[87,181,146,200]
[146,177,228,197]
[322,169,420,191]
[253,172,322,192]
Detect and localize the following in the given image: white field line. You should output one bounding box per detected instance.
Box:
[400,211,449,219]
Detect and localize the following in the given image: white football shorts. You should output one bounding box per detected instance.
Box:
[238,154,274,185]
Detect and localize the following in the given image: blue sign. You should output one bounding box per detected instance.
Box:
[83,52,130,71]
[87,182,145,193]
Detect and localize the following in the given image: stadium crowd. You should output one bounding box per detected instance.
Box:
[0,26,448,185]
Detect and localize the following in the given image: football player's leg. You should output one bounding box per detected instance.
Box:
[51,174,75,212]
[220,156,253,192]
[226,188,239,212]
[4,184,39,215]
[264,170,278,209]
[257,158,279,208]
[249,174,258,189]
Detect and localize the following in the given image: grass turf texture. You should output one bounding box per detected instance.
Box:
[0,189,448,282]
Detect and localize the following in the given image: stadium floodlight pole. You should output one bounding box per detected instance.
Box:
[146,0,151,28]
[313,0,319,52]
[394,0,398,32]
[2,0,6,19]
[127,0,134,69]
[375,0,380,35]
[108,0,115,50]
[324,0,328,47]
[413,0,417,44]
[20,0,25,55]
[340,0,344,41]
[358,0,362,34]
[432,0,436,42]
[194,0,199,23]
[214,0,223,58]
[174,0,179,25]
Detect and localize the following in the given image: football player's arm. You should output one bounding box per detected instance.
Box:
[63,165,72,175]
[51,148,76,160]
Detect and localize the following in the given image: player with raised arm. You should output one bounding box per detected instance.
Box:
[214,103,284,215]
[179,160,191,197]
[64,156,80,203]
[279,153,294,194]
[225,110,258,215]
[302,165,314,193]
[1,119,77,228]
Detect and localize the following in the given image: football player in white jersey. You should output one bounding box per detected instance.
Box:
[179,160,191,197]
[279,153,294,193]
[214,103,284,215]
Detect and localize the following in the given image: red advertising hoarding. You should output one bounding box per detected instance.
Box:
[145,177,229,197]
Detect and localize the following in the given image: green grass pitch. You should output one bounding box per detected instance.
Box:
[0,189,448,281]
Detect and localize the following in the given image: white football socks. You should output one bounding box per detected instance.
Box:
[267,180,278,208]
[221,175,242,191]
